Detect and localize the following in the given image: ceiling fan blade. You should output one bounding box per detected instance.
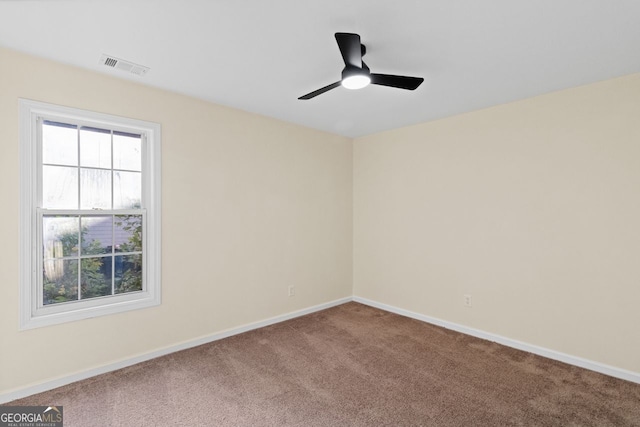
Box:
[335,32,362,68]
[371,74,424,90]
[298,81,342,100]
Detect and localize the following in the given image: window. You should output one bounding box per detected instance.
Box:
[20,100,161,329]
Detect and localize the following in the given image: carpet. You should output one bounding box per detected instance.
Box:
[6,302,640,426]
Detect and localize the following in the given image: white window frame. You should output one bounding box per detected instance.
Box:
[19,99,161,330]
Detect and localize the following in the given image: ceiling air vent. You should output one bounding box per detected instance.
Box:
[100,54,149,76]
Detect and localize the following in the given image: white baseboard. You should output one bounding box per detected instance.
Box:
[4,294,638,404]
[353,296,640,385]
[0,297,352,404]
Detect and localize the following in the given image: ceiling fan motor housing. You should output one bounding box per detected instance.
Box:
[342,65,370,80]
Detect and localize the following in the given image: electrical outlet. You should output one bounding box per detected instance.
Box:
[463,294,472,307]
[288,286,295,297]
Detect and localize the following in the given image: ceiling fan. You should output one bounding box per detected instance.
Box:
[298,32,424,100]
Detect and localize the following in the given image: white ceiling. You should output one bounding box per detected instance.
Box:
[1,0,639,138]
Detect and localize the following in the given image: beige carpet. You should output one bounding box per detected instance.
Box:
[6,302,640,426]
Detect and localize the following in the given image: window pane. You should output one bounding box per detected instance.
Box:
[115,254,142,294]
[43,259,79,305]
[43,216,79,258]
[81,216,113,255]
[80,168,112,209]
[81,257,112,299]
[114,171,141,209]
[115,215,143,252]
[42,121,77,166]
[113,132,141,171]
[80,127,111,169]
[43,165,78,209]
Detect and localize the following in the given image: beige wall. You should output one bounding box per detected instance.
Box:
[354,74,640,373]
[0,47,353,395]
[2,45,639,396]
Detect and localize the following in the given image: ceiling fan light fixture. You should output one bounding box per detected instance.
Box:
[298,33,424,100]
[341,74,371,90]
